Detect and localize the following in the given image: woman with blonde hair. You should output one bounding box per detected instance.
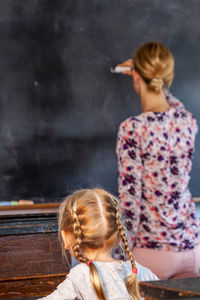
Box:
[114,41,200,279]
[38,188,157,300]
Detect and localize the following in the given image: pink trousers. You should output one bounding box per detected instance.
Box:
[133,246,200,280]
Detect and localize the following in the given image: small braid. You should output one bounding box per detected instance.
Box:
[72,209,87,263]
[115,206,136,269]
[116,206,140,300]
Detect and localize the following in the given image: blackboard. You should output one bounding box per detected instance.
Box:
[0,0,200,202]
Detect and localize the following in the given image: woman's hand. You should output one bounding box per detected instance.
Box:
[116,59,134,76]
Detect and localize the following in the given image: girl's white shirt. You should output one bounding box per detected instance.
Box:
[38,260,158,300]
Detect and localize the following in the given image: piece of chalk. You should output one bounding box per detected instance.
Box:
[19,199,34,205]
[0,201,11,206]
[110,65,132,73]
[11,201,19,205]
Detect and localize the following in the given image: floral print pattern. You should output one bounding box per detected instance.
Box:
[117,89,200,252]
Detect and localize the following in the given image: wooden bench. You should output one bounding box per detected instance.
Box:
[0,204,70,299]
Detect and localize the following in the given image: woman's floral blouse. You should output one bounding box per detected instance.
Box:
[116,89,200,253]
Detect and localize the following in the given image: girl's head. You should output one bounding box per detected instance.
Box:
[58,188,140,300]
[133,41,174,94]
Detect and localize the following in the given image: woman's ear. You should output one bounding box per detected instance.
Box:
[132,69,140,83]
[132,69,144,95]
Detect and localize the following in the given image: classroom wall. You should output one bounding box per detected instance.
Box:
[0,0,200,201]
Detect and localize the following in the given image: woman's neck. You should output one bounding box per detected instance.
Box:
[140,88,170,113]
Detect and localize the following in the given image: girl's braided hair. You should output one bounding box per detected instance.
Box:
[58,188,140,300]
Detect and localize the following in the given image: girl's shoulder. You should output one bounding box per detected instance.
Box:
[67,262,89,278]
[136,261,159,281]
[37,265,87,300]
[122,260,159,282]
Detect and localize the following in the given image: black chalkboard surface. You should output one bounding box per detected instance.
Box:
[0,0,200,202]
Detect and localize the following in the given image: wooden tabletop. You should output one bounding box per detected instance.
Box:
[139,277,200,299]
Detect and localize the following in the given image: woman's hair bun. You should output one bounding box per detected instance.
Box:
[133,41,174,94]
[148,77,164,93]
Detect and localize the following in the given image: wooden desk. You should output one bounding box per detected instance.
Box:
[0,204,70,299]
[139,277,200,299]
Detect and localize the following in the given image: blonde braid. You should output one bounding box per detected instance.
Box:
[116,207,140,300]
[72,208,107,300]
[72,209,87,263]
[116,207,136,268]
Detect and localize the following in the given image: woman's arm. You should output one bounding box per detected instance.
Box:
[117,119,143,250]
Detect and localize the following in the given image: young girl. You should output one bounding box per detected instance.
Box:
[38,188,158,300]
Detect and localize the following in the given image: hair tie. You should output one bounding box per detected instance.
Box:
[87,260,93,267]
[132,267,138,274]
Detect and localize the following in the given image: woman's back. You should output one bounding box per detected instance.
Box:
[117,90,200,251]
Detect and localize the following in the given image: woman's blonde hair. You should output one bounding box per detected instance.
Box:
[133,41,174,93]
[58,188,140,300]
